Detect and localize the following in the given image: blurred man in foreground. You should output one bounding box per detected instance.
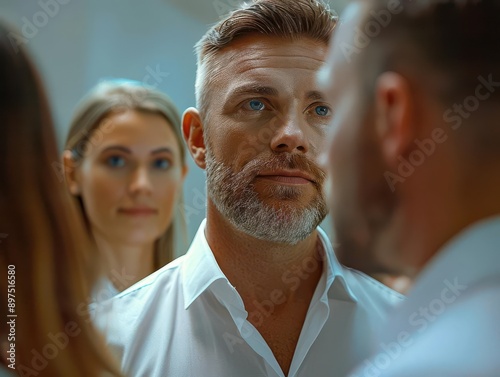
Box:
[320,0,500,375]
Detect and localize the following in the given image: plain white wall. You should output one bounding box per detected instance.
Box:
[1,0,347,255]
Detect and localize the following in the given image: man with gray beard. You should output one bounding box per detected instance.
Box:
[206,151,327,244]
[93,1,405,377]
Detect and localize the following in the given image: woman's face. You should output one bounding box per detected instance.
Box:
[72,109,187,247]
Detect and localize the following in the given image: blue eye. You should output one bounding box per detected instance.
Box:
[153,158,171,170]
[315,105,330,116]
[248,99,265,111]
[106,156,125,168]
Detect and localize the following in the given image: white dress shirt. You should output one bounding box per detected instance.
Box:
[349,216,500,377]
[92,277,120,303]
[93,219,405,377]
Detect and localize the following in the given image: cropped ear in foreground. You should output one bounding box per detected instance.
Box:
[374,72,416,169]
[62,150,81,195]
[182,107,207,170]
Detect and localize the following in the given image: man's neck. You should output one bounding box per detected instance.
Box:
[398,164,500,277]
[205,200,324,303]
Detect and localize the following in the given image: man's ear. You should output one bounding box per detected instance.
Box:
[62,150,81,195]
[374,72,415,169]
[182,107,207,170]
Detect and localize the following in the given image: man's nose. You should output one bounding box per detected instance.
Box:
[269,114,309,154]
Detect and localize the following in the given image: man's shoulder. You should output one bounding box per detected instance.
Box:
[94,255,186,315]
[438,279,500,332]
[317,227,406,310]
[92,256,188,347]
[375,293,500,377]
[339,265,406,308]
[367,281,500,377]
[126,255,184,296]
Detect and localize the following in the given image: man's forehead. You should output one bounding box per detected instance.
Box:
[216,34,328,72]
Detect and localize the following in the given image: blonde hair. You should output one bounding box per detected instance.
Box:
[65,80,187,268]
[0,22,122,376]
[194,0,337,121]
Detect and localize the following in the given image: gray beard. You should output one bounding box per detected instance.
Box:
[205,147,328,245]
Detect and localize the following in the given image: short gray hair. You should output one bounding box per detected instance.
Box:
[194,0,337,122]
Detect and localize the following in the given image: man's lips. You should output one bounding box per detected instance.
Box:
[118,207,158,216]
[256,170,316,185]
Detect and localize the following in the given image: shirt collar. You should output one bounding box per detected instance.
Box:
[181,219,358,310]
[409,215,500,301]
[384,215,500,339]
[316,226,359,303]
[181,219,229,309]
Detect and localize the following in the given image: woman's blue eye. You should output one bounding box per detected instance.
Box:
[315,105,330,116]
[106,156,125,168]
[248,100,265,111]
[153,158,171,170]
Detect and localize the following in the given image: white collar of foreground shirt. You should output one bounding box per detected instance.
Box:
[408,215,500,301]
[181,219,358,311]
[384,215,500,338]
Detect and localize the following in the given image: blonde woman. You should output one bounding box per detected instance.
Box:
[63,81,188,299]
[0,22,122,376]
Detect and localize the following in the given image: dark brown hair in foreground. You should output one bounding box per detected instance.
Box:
[359,0,500,156]
[0,22,122,376]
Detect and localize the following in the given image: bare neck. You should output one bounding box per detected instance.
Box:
[205,200,323,302]
[398,163,500,277]
[92,232,155,291]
